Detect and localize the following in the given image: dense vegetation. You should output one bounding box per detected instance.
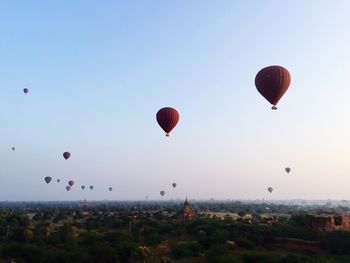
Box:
[0,201,349,262]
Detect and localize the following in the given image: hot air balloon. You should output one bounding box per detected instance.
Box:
[268,187,273,194]
[285,167,291,174]
[23,88,29,94]
[68,180,74,187]
[63,152,71,160]
[172,183,177,188]
[109,187,112,192]
[66,186,71,191]
[11,147,15,151]
[81,185,85,190]
[57,179,60,183]
[156,107,179,136]
[255,66,291,110]
[90,185,94,190]
[160,190,165,197]
[44,177,52,184]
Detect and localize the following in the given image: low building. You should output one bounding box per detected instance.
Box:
[306,215,350,231]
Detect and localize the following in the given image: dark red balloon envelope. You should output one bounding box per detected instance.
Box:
[156,107,179,136]
[255,66,291,107]
[63,152,71,160]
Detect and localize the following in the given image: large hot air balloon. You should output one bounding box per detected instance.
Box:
[172,183,177,188]
[109,187,112,192]
[12,147,15,151]
[63,152,71,160]
[81,185,86,190]
[23,88,29,94]
[160,190,165,197]
[68,180,74,187]
[285,167,291,174]
[255,66,291,110]
[267,187,273,194]
[66,186,71,191]
[44,177,52,184]
[90,185,94,190]
[57,179,60,183]
[156,107,179,136]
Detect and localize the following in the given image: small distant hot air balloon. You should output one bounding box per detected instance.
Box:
[23,88,29,94]
[172,183,177,188]
[68,180,74,187]
[156,107,179,136]
[66,186,71,191]
[81,185,85,190]
[57,179,60,183]
[44,176,52,184]
[255,66,291,110]
[285,167,291,174]
[63,152,71,160]
[268,187,273,194]
[12,147,15,151]
[160,190,165,197]
[109,187,112,192]
[90,185,94,190]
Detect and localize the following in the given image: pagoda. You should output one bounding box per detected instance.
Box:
[180,197,196,221]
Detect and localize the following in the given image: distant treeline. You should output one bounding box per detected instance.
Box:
[0,202,348,262]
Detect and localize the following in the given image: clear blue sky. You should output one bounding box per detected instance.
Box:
[0,0,349,200]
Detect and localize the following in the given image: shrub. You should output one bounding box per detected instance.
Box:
[171,241,202,259]
[235,238,255,249]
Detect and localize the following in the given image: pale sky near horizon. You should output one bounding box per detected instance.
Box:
[0,1,350,201]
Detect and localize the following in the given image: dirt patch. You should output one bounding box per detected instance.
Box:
[274,237,323,253]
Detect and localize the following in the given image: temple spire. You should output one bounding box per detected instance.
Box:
[180,196,196,221]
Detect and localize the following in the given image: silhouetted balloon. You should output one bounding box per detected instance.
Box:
[81,185,85,190]
[63,152,71,160]
[255,66,291,109]
[57,179,60,183]
[285,167,291,174]
[156,107,179,136]
[90,185,94,190]
[23,88,29,94]
[66,186,71,191]
[68,180,74,187]
[172,183,177,188]
[268,187,273,194]
[109,187,112,192]
[12,147,15,151]
[44,177,52,184]
[160,190,165,196]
